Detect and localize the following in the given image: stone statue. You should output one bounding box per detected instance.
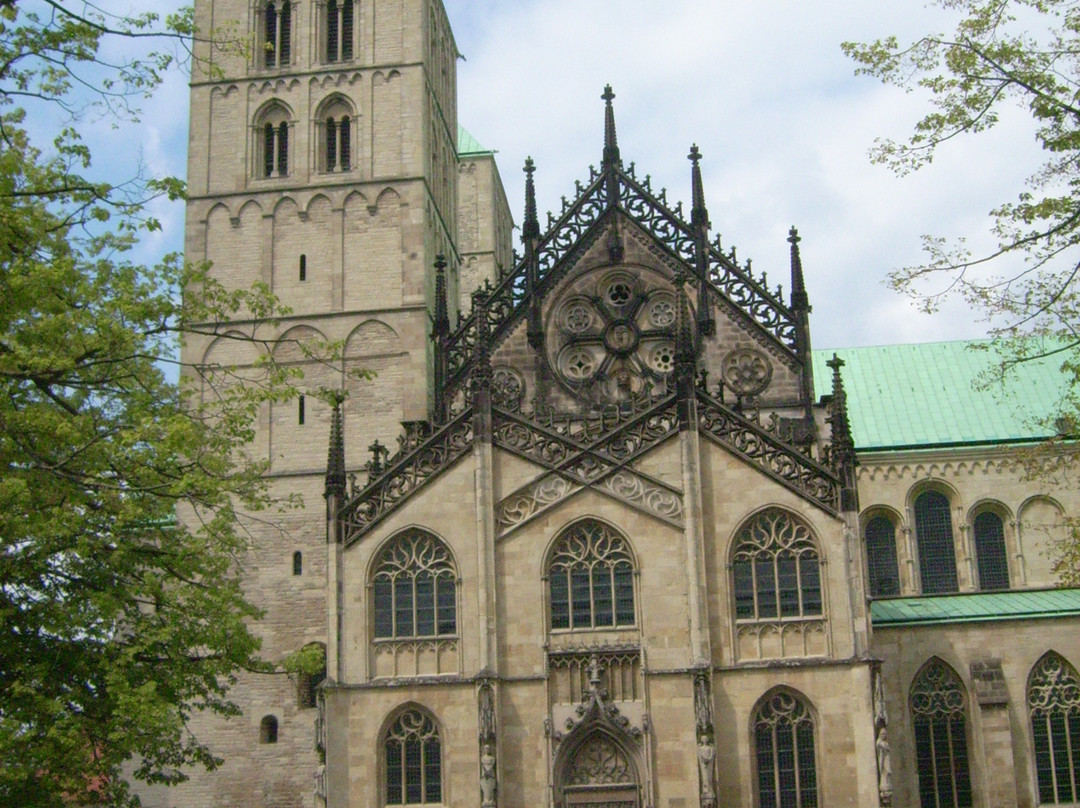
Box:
[694,672,711,732]
[480,741,497,807]
[697,731,717,805]
[876,726,892,806]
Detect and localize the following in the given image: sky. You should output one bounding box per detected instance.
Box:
[87,0,1045,351]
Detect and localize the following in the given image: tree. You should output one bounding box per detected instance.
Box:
[843,0,1080,581]
[0,4,309,805]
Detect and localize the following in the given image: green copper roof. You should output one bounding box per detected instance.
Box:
[457,125,492,156]
[811,340,1070,450]
[871,589,1080,627]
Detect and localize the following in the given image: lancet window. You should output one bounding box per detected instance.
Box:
[384,708,442,805]
[547,520,635,631]
[972,510,1010,591]
[910,659,972,808]
[914,491,959,594]
[1029,652,1080,804]
[732,509,823,622]
[255,105,291,179]
[319,98,354,173]
[372,530,457,640]
[753,689,818,808]
[864,514,900,597]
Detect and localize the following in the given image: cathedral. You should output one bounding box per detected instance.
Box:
[158,1,1080,807]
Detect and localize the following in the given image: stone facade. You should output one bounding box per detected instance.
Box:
[152,2,1080,807]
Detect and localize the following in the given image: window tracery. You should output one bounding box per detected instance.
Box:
[548,520,635,631]
[732,509,823,622]
[1029,652,1080,804]
[910,660,972,808]
[753,690,817,808]
[566,735,634,786]
[384,708,442,805]
[372,530,457,640]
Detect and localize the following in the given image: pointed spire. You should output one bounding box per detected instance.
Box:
[523,158,544,350]
[788,226,808,312]
[324,392,346,500]
[826,353,858,512]
[522,157,539,241]
[689,144,709,231]
[689,145,715,337]
[602,84,621,167]
[787,227,815,418]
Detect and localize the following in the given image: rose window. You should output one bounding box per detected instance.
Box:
[548,269,687,404]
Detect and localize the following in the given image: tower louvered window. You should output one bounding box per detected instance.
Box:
[263,1,291,67]
[262,120,289,178]
[1029,652,1080,804]
[754,690,818,808]
[914,491,959,594]
[326,0,354,62]
[865,515,900,597]
[911,660,972,808]
[973,511,1009,591]
[325,116,351,171]
[548,520,635,631]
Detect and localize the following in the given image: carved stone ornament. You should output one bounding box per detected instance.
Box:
[491,366,525,410]
[550,655,645,751]
[722,347,773,398]
[478,681,497,808]
[546,267,686,405]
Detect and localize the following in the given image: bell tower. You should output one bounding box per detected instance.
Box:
[168,0,461,805]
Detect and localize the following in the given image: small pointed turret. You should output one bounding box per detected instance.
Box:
[674,273,697,395]
[522,157,539,241]
[688,145,715,337]
[601,84,620,167]
[324,392,346,502]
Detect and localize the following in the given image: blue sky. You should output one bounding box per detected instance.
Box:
[92,0,1040,349]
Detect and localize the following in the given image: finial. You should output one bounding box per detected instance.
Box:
[523,157,539,241]
[602,84,620,167]
[688,143,709,231]
[324,393,346,500]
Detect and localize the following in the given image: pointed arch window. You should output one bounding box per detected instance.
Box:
[973,511,1010,591]
[372,530,457,640]
[326,0,354,62]
[547,520,635,631]
[914,491,959,594]
[384,708,442,805]
[910,660,972,808]
[865,514,900,597]
[262,1,292,68]
[753,690,818,808]
[732,509,823,622]
[1029,652,1080,804]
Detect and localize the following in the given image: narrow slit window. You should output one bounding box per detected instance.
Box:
[293,550,302,576]
[299,254,306,281]
[298,395,305,425]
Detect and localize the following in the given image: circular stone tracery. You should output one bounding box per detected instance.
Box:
[547,267,689,404]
